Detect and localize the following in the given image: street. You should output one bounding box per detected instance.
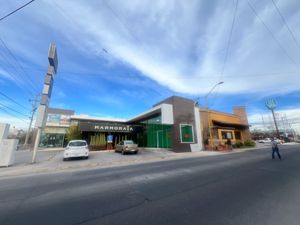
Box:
[0,145,300,225]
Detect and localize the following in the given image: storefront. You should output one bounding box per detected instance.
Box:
[42,96,251,152]
[200,107,251,149]
[39,108,74,148]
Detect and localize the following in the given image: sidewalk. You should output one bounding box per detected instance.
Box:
[1,143,297,178]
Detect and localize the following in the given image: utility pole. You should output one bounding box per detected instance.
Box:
[23,95,39,150]
[265,99,280,139]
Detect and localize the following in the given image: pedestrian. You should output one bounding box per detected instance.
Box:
[271,137,282,160]
[226,138,232,150]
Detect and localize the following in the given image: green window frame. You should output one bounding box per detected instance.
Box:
[180,124,194,143]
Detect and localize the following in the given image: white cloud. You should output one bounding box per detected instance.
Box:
[1,0,300,129]
[38,0,299,96]
[2,1,300,96]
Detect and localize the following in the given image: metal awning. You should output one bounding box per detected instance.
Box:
[212,120,250,128]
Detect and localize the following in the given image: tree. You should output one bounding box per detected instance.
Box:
[66,125,82,142]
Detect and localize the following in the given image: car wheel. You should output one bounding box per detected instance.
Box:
[85,156,89,160]
[63,158,67,161]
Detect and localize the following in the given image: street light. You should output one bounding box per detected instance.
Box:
[205,81,224,149]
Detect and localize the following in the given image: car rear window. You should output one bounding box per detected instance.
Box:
[124,140,134,144]
[69,141,87,147]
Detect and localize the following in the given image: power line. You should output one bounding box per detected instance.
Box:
[102,0,142,44]
[0,0,36,22]
[0,107,29,123]
[0,38,40,93]
[220,0,239,79]
[0,54,35,96]
[2,58,300,79]
[0,91,30,111]
[0,102,29,118]
[271,0,300,52]
[247,0,299,67]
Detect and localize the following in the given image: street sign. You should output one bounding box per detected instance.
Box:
[265,99,277,110]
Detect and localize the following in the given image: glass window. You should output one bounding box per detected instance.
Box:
[68,141,87,147]
[221,131,233,139]
[180,124,194,143]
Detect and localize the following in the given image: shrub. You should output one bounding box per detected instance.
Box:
[66,125,82,142]
[233,141,244,148]
[244,139,256,147]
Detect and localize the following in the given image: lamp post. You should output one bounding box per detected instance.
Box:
[205,81,224,149]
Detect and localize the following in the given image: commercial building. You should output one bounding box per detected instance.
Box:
[41,96,251,152]
[200,107,251,150]
[39,108,74,148]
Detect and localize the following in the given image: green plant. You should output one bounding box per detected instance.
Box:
[244,139,256,147]
[90,133,106,145]
[233,141,244,148]
[66,125,82,142]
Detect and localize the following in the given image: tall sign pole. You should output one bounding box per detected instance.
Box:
[32,43,58,163]
[265,99,280,138]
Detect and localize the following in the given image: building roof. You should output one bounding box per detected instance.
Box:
[48,108,74,115]
[71,115,126,123]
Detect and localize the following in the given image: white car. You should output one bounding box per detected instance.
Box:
[63,140,89,161]
[258,138,281,144]
[258,138,271,143]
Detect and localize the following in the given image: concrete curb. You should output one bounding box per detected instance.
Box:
[1,144,299,179]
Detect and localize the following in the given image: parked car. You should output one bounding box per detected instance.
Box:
[63,140,89,161]
[115,140,138,154]
[258,138,271,143]
[258,138,282,144]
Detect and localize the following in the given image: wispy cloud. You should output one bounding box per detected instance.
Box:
[1,0,300,128]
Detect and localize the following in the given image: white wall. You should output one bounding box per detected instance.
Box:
[0,123,9,140]
[161,104,174,124]
[193,107,203,150]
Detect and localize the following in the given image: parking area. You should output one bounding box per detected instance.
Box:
[3,142,292,178]
[1,148,218,178]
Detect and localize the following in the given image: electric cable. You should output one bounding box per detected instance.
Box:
[0,55,35,96]
[0,107,29,123]
[0,102,29,118]
[0,38,40,93]
[247,0,299,67]
[102,0,141,44]
[0,0,36,22]
[271,0,300,52]
[220,0,239,80]
[0,91,30,111]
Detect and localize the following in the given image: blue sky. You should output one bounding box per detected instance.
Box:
[0,0,300,132]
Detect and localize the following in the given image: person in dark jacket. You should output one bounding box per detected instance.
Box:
[226,138,232,150]
[271,137,281,160]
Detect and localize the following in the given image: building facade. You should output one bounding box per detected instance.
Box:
[39,108,74,148]
[42,96,251,152]
[200,107,251,149]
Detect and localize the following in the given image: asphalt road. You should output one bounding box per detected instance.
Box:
[0,145,299,225]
